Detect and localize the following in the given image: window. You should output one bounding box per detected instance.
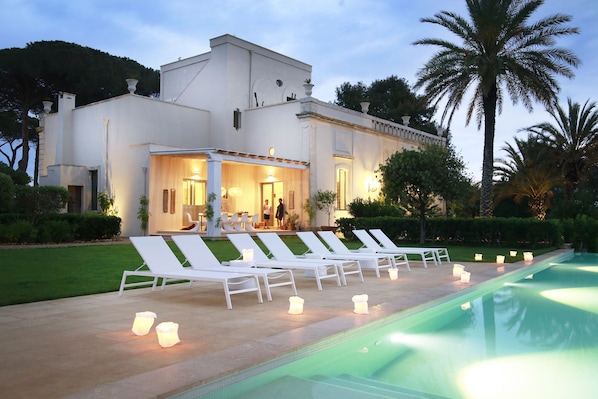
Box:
[183,179,206,206]
[89,170,98,211]
[336,168,347,210]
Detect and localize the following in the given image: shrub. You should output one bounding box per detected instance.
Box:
[347,197,404,218]
[0,173,15,213]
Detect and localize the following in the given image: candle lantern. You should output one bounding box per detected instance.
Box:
[523,252,534,262]
[242,248,254,261]
[388,268,398,280]
[496,255,505,264]
[352,294,369,314]
[131,311,157,336]
[461,271,471,283]
[156,322,180,348]
[288,296,304,314]
[453,264,465,277]
[474,253,483,261]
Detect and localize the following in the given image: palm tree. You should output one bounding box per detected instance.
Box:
[413,0,579,217]
[522,98,598,198]
[494,136,560,219]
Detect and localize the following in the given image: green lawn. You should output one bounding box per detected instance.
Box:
[0,237,555,306]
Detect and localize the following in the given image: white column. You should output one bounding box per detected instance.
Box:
[206,154,223,237]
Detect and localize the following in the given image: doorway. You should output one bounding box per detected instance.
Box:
[261,181,283,227]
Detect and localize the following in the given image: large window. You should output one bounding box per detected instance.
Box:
[336,168,348,210]
[183,179,206,206]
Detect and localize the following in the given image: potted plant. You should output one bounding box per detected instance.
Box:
[302,197,317,229]
[137,195,150,235]
[303,79,314,96]
[314,189,337,230]
[286,212,300,230]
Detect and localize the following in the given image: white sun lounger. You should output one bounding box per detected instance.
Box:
[369,228,451,264]
[227,233,341,290]
[171,234,297,301]
[353,229,437,268]
[120,236,263,309]
[256,232,364,286]
[316,231,404,277]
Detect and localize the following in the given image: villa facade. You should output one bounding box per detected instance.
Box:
[38,34,445,237]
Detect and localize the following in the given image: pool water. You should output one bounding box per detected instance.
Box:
[174,252,598,398]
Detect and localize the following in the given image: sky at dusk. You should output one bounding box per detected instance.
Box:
[2,0,597,181]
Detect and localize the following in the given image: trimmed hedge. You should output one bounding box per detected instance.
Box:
[337,216,564,248]
[0,213,121,243]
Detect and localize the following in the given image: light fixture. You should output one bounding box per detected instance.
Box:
[388,268,398,280]
[156,322,180,348]
[510,250,517,257]
[268,147,275,156]
[365,176,379,194]
[242,248,254,262]
[453,264,465,277]
[461,302,471,310]
[266,170,275,182]
[131,311,157,336]
[461,271,471,283]
[228,187,243,197]
[288,296,304,314]
[496,255,505,264]
[352,294,369,314]
[475,253,483,261]
[523,252,534,262]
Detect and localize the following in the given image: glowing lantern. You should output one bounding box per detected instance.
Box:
[242,248,254,261]
[288,296,304,314]
[453,264,465,277]
[388,268,398,280]
[474,253,483,261]
[510,250,517,257]
[155,322,180,348]
[496,255,505,264]
[461,271,471,283]
[523,252,534,262]
[461,302,471,310]
[352,294,369,314]
[131,311,156,336]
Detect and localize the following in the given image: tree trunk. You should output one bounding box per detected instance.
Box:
[419,202,426,244]
[17,104,30,172]
[480,84,498,218]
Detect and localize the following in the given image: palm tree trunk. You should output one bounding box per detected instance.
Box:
[17,104,30,172]
[480,84,498,217]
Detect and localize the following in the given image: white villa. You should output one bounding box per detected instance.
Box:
[38,34,445,237]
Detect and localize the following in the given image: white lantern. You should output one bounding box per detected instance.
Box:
[496,255,505,264]
[452,264,465,277]
[523,252,534,262]
[474,253,483,261]
[131,311,156,336]
[388,268,398,280]
[510,250,517,257]
[352,294,369,314]
[242,248,254,261]
[288,296,304,314]
[461,271,471,283]
[461,302,471,310]
[155,322,180,348]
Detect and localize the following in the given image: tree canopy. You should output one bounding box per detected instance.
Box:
[0,40,160,174]
[414,0,579,218]
[378,144,471,243]
[334,75,437,134]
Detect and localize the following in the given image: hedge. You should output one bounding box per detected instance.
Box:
[337,216,567,248]
[0,213,121,244]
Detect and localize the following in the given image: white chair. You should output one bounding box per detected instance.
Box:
[171,234,297,302]
[184,212,200,232]
[227,233,342,291]
[233,213,248,231]
[120,236,262,309]
[316,230,403,277]
[257,232,363,286]
[370,228,451,264]
[245,214,259,231]
[353,229,437,268]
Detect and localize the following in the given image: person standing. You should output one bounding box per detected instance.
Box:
[263,199,271,228]
[275,198,285,228]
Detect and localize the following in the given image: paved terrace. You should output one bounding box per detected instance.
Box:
[0,248,569,398]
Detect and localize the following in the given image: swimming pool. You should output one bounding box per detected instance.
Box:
[173,251,598,398]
